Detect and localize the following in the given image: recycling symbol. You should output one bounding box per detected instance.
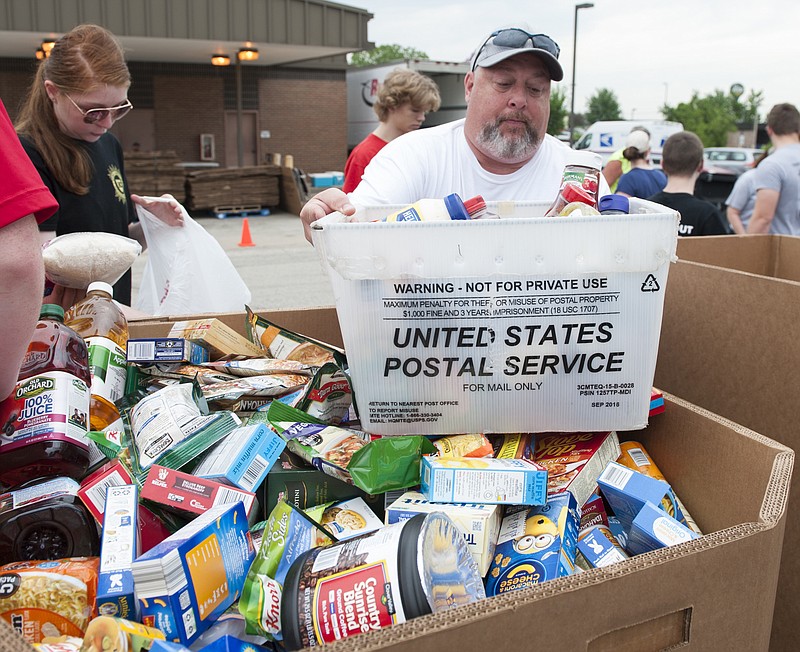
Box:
[641,274,660,292]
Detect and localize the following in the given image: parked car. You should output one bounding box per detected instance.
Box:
[695,162,738,214]
[703,147,764,176]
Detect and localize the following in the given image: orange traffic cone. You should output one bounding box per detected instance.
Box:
[238,217,255,247]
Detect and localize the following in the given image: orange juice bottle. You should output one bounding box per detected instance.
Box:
[65,281,129,431]
[0,305,92,486]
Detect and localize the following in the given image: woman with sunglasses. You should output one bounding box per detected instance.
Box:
[15,24,183,310]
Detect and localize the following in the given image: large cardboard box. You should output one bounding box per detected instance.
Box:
[311,199,679,434]
[656,241,800,651]
[129,309,792,651]
[675,234,800,282]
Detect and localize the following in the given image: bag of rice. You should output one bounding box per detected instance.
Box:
[43,233,141,289]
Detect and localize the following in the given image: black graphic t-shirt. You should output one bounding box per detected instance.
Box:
[20,133,137,305]
[647,191,729,237]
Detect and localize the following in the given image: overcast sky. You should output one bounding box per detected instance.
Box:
[350,0,796,122]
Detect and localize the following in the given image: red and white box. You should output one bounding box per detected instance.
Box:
[141,465,256,517]
[78,459,134,522]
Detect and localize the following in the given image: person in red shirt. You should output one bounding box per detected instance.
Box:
[343,68,441,193]
[0,99,58,398]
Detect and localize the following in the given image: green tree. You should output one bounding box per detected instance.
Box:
[350,44,429,67]
[585,88,623,123]
[662,88,763,146]
[548,86,569,136]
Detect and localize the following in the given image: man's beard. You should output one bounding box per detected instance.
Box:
[476,113,541,161]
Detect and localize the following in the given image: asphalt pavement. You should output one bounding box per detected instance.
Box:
[130,210,336,312]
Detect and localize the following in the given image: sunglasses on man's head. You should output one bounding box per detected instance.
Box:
[64,92,133,124]
[472,28,561,71]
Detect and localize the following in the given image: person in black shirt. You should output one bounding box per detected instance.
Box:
[15,24,183,309]
[647,131,729,236]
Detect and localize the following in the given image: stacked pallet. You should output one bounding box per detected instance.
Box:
[124,150,186,200]
[184,165,282,212]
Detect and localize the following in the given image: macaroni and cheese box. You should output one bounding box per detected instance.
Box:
[596,461,673,532]
[627,500,700,555]
[386,490,501,576]
[533,431,621,506]
[97,485,139,620]
[131,502,255,646]
[141,465,256,518]
[485,491,580,596]
[127,338,210,364]
[421,456,548,506]
[191,424,285,493]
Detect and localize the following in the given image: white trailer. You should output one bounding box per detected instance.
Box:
[347,59,469,151]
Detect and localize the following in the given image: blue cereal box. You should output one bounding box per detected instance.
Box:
[97,484,139,619]
[627,500,700,555]
[485,491,580,596]
[192,424,286,493]
[132,502,255,646]
[596,461,671,532]
[421,456,548,506]
[127,338,210,364]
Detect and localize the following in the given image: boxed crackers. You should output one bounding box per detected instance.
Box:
[168,319,263,360]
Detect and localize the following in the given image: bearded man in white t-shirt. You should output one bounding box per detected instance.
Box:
[300,27,607,242]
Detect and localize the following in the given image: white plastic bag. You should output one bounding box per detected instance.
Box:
[135,198,251,315]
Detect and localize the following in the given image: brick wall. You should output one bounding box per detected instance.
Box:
[153,75,225,163]
[0,58,347,172]
[259,77,348,173]
[0,69,38,120]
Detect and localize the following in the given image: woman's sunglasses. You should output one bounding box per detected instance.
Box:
[64,93,133,124]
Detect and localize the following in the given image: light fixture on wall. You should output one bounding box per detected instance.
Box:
[41,39,56,56]
[35,47,46,61]
[211,54,231,66]
[237,46,259,62]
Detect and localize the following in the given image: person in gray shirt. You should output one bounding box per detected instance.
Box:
[748,103,800,235]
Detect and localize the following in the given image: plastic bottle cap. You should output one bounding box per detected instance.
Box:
[87,281,114,297]
[561,183,595,205]
[40,304,65,321]
[565,150,603,170]
[599,194,630,214]
[463,195,487,216]
[443,193,470,220]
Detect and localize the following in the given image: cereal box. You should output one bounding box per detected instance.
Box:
[386,491,502,575]
[485,491,580,596]
[533,431,621,506]
[78,459,134,522]
[132,503,255,645]
[421,456,547,506]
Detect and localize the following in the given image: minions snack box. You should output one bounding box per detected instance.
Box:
[485,491,580,596]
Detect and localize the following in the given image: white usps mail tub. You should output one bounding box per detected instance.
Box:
[311,198,679,435]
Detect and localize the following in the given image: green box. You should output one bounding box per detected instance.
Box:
[258,450,384,520]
